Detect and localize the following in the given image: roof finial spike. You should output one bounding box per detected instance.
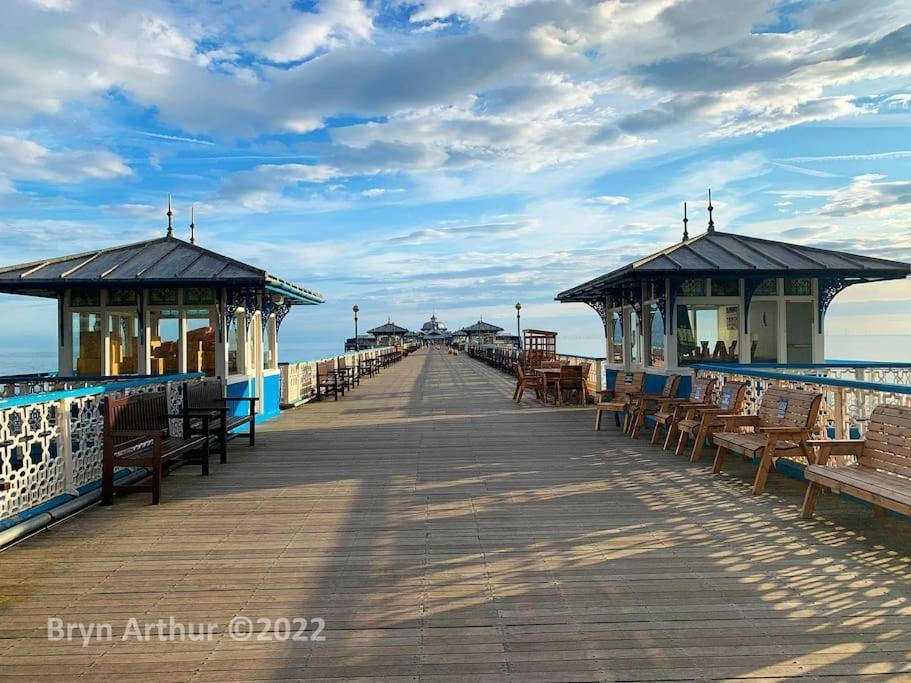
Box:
[707,188,715,234]
[166,193,173,237]
[682,201,689,242]
[189,205,196,245]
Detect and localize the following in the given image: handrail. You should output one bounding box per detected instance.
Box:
[692,363,911,395]
[0,386,104,409]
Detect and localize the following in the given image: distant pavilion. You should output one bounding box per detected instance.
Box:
[460,320,504,345]
[557,203,910,372]
[0,215,323,415]
[368,320,410,347]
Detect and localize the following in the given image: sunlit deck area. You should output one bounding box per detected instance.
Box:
[4,348,911,681]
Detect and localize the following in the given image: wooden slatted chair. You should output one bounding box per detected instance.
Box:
[556,365,587,406]
[649,376,716,449]
[675,380,748,462]
[712,386,823,494]
[802,404,911,520]
[513,362,544,403]
[594,372,646,431]
[626,374,681,438]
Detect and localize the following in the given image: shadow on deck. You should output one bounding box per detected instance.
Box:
[2,348,911,681]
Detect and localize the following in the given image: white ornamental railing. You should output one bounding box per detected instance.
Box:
[0,374,204,523]
[279,346,399,406]
[692,363,911,439]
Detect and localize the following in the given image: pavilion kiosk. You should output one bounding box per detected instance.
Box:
[0,230,324,419]
[368,320,409,348]
[556,206,910,374]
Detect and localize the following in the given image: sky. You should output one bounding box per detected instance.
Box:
[1,0,910,363]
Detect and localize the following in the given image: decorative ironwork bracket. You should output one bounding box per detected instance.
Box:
[242,290,258,334]
[742,278,764,334]
[817,276,853,333]
[274,300,293,332]
[585,300,609,333]
[261,293,277,330]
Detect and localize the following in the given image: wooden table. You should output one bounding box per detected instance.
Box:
[534,367,562,404]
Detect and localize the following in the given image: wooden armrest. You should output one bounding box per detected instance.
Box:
[186,405,230,413]
[807,439,864,463]
[759,426,809,434]
[718,415,760,431]
[595,389,615,399]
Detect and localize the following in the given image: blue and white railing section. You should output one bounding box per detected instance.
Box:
[693,363,911,439]
[0,373,204,525]
[278,346,400,406]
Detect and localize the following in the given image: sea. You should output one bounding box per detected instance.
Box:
[0,335,908,376]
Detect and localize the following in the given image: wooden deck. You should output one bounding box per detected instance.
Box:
[3,348,911,682]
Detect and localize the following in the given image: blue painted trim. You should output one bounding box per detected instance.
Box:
[0,386,104,409]
[98,372,203,392]
[265,282,323,305]
[692,363,911,395]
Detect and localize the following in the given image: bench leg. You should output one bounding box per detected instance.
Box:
[712,445,728,474]
[801,481,822,519]
[675,430,689,457]
[151,463,162,505]
[220,422,228,464]
[650,421,662,445]
[689,428,706,462]
[202,436,210,476]
[102,448,114,506]
[594,408,602,431]
[248,415,255,447]
[752,448,774,495]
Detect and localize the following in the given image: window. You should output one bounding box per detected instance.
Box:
[185,287,216,305]
[676,304,739,365]
[711,278,739,296]
[785,278,812,296]
[72,312,102,376]
[70,290,100,307]
[149,309,179,375]
[677,279,706,297]
[148,287,178,305]
[647,303,665,367]
[228,311,243,374]
[754,279,778,296]
[608,310,622,364]
[108,311,140,374]
[264,316,276,370]
[186,308,217,376]
[748,301,778,362]
[629,309,640,364]
[108,288,138,306]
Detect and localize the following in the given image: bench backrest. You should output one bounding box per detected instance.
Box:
[185,380,223,408]
[757,386,823,430]
[316,360,335,376]
[860,405,911,478]
[105,392,168,438]
[338,357,348,370]
[716,381,748,413]
[614,372,646,401]
[658,374,681,398]
[690,377,716,403]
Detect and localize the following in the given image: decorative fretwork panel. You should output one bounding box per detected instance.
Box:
[0,400,63,519]
[68,394,104,489]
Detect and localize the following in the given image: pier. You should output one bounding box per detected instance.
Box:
[4,348,911,681]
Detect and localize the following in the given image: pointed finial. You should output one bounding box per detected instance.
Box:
[682,202,689,242]
[189,205,196,245]
[166,194,173,237]
[707,188,715,233]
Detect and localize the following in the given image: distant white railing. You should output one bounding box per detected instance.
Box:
[693,363,911,439]
[0,374,204,524]
[279,346,403,406]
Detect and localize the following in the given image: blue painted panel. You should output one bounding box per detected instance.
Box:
[226,377,253,420]
[263,373,281,420]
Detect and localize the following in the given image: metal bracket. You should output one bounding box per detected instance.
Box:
[817,276,853,333]
[585,299,609,333]
[742,278,763,334]
[274,300,293,332]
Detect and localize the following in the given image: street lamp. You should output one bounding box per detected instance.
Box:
[353,305,360,350]
[515,302,522,349]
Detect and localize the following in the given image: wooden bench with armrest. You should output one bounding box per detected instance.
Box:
[802,404,911,520]
[183,380,258,463]
[316,360,342,400]
[649,376,716,449]
[675,380,748,462]
[712,386,822,494]
[513,362,544,403]
[102,391,212,506]
[594,372,646,432]
[626,374,681,438]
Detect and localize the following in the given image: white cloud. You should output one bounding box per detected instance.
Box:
[0,135,131,192]
[258,0,373,63]
[585,195,629,206]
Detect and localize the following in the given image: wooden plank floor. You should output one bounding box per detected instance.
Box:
[3,348,911,682]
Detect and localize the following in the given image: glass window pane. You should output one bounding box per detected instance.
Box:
[648,303,665,367]
[629,309,639,364]
[754,278,778,296]
[72,312,102,375]
[748,301,778,362]
[109,312,139,374]
[70,290,101,308]
[108,288,138,307]
[150,309,179,375]
[711,278,739,296]
[228,313,242,374]
[677,279,706,297]
[148,287,178,305]
[609,311,622,364]
[676,304,739,365]
[264,319,274,370]
[784,278,812,296]
[186,308,216,376]
[185,287,216,305]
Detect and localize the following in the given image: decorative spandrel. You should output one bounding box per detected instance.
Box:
[585,300,609,331]
[818,276,853,333]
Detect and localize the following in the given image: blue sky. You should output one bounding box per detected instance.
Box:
[1,0,910,362]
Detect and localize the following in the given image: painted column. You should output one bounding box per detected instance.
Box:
[812,278,825,363]
[215,288,228,380]
[101,289,111,376]
[59,290,73,375]
[178,303,188,374]
[139,290,151,375]
[776,278,788,363]
[665,278,678,371]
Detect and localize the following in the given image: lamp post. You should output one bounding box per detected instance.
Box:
[353,305,359,350]
[515,302,522,349]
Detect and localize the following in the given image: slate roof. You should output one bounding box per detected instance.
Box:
[460,321,504,333]
[368,322,410,335]
[557,229,910,302]
[0,235,324,303]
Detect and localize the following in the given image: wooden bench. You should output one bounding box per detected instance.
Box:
[337,357,358,388]
[712,386,823,494]
[183,380,258,461]
[102,391,212,505]
[316,360,341,400]
[675,380,748,462]
[513,362,544,403]
[626,374,681,438]
[802,404,911,520]
[594,372,646,432]
[649,376,717,449]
